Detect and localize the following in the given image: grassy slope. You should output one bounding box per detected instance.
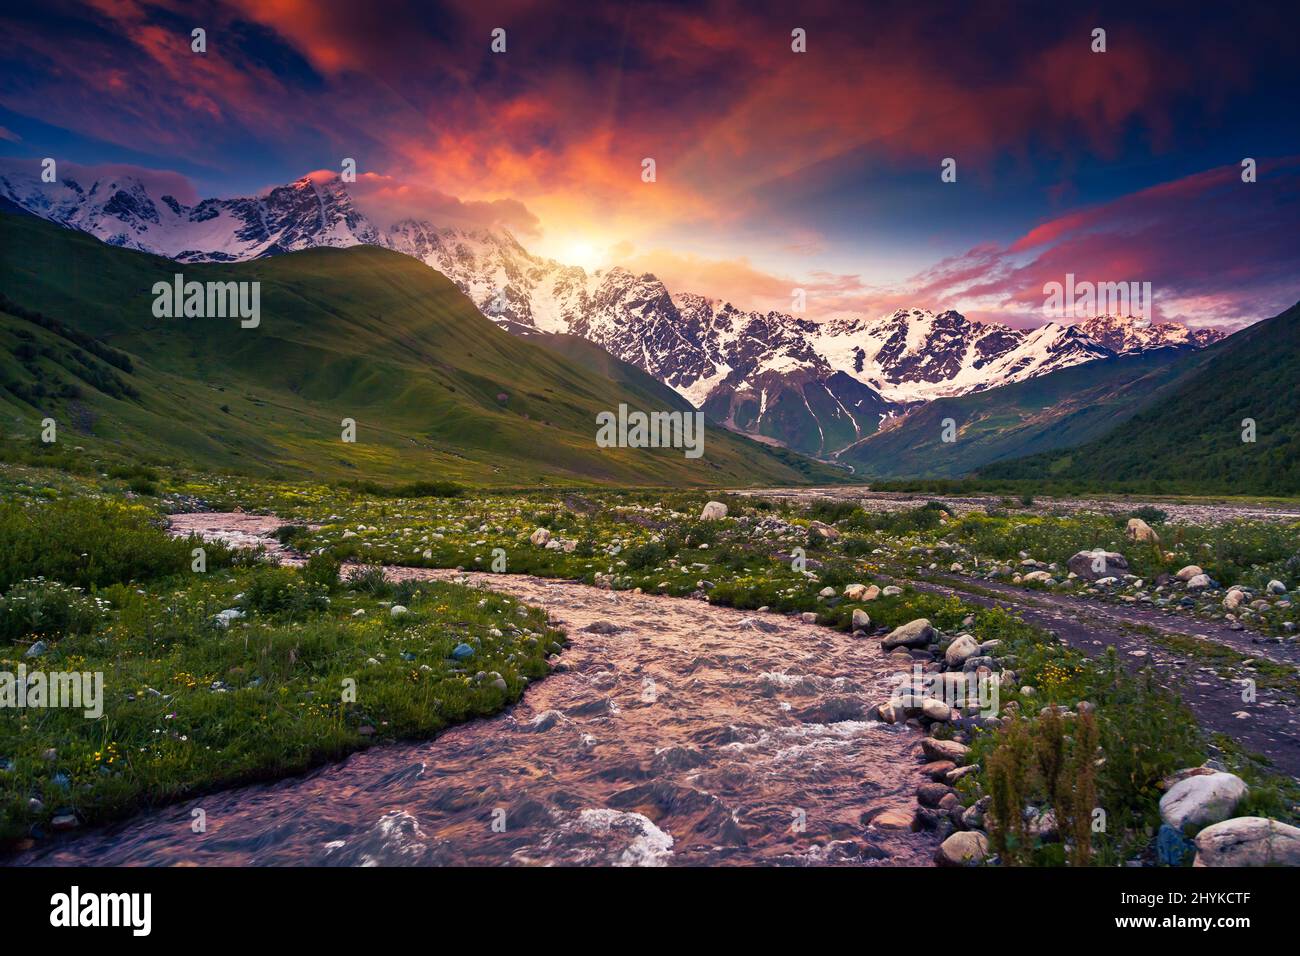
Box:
[0,213,841,486]
[837,346,1210,478]
[981,301,1300,494]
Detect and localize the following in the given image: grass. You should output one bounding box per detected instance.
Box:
[0,210,842,488]
[4,463,1296,863]
[0,487,565,847]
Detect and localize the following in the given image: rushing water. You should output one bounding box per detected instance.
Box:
[10,514,938,866]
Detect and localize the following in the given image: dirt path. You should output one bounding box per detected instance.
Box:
[903,573,1300,780]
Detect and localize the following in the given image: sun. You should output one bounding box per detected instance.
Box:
[562,239,605,272]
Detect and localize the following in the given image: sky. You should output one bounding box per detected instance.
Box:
[1,0,1297,329]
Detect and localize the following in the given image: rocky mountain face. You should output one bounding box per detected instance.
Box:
[0,164,1225,456]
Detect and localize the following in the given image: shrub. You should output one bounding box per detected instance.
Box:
[347,565,392,598]
[0,498,235,591]
[239,567,329,618]
[807,499,859,524]
[302,552,341,591]
[623,540,670,571]
[0,578,109,643]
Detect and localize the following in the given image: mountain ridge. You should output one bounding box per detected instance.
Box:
[0,162,1225,456]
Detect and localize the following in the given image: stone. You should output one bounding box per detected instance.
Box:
[864,585,882,601]
[389,605,408,618]
[1266,579,1287,595]
[1223,589,1247,610]
[1156,824,1195,866]
[800,612,817,624]
[808,521,840,541]
[529,527,551,547]
[867,807,914,830]
[1186,573,1212,590]
[1193,817,1300,867]
[917,783,956,808]
[490,677,508,692]
[920,737,969,764]
[921,760,956,780]
[1175,565,1204,581]
[934,831,989,866]
[1159,771,1248,830]
[881,585,902,597]
[1126,517,1160,543]
[876,701,903,724]
[946,765,979,785]
[843,583,868,600]
[851,609,871,631]
[944,634,980,668]
[1068,549,1129,581]
[961,796,991,830]
[882,618,936,650]
[920,698,952,722]
[24,640,48,659]
[1022,570,1053,584]
[700,501,728,520]
[451,642,475,660]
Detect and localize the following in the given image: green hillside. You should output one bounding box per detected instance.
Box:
[980,301,1300,495]
[837,346,1211,478]
[0,212,841,486]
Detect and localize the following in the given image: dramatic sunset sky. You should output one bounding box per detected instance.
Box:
[1,0,1297,328]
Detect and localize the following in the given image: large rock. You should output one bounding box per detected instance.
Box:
[1186,573,1212,590]
[867,807,914,830]
[882,618,936,650]
[1175,565,1204,581]
[529,527,551,547]
[700,501,728,520]
[934,831,989,866]
[1068,550,1129,581]
[944,634,980,668]
[851,609,871,631]
[1193,817,1300,867]
[1125,517,1159,543]
[1159,771,1248,830]
[808,521,840,541]
[843,583,868,601]
[920,737,969,764]
[920,698,952,722]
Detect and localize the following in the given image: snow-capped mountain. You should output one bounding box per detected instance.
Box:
[0,164,379,261]
[1075,314,1224,354]
[0,162,1225,456]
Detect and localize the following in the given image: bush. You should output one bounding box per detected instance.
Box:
[347,565,392,598]
[807,499,859,524]
[302,552,341,591]
[239,567,329,618]
[0,578,109,643]
[623,540,670,571]
[1129,506,1168,525]
[0,498,235,591]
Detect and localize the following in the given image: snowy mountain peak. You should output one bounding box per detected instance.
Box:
[1075,314,1226,354]
[0,163,1229,456]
